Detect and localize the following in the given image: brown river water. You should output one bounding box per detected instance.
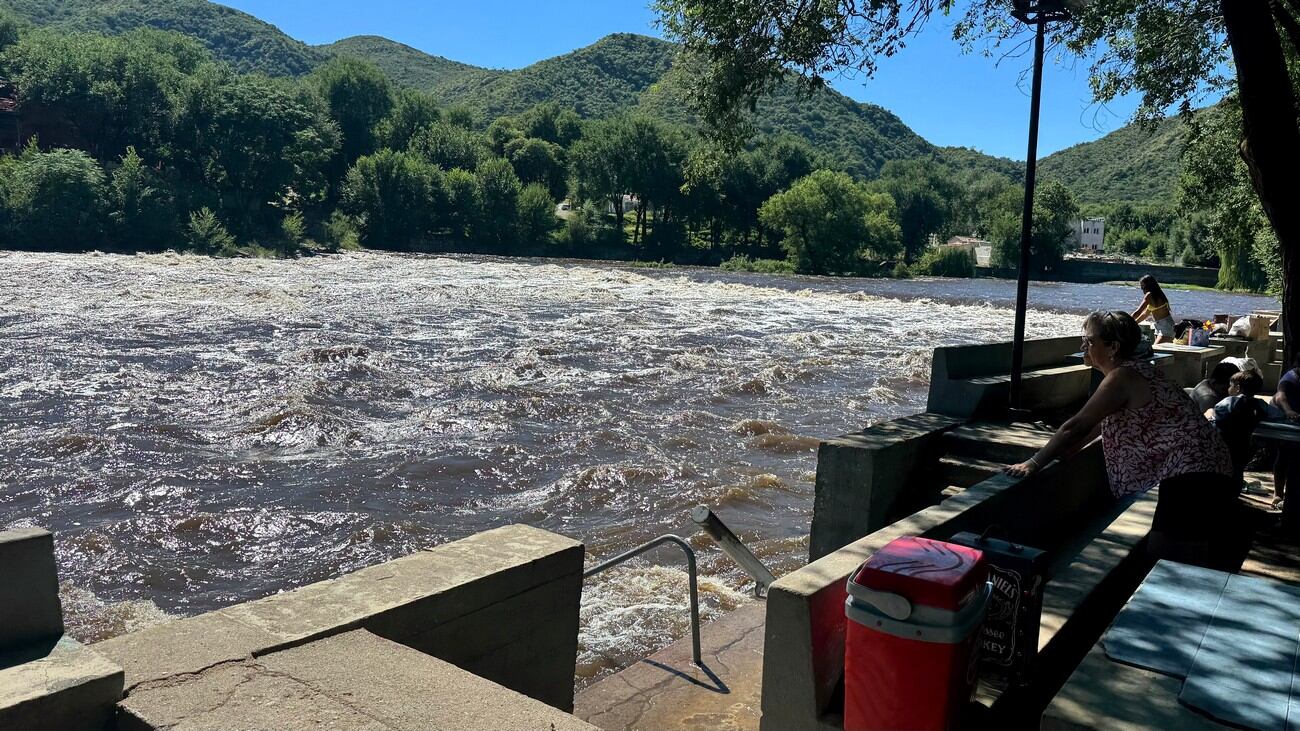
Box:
[0,250,1276,682]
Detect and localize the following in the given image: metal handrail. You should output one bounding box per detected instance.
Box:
[583,534,702,666]
[691,505,776,597]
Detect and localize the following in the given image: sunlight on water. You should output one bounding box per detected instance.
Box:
[0,250,1276,683]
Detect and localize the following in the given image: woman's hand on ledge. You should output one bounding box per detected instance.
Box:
[1004,461,1039,478]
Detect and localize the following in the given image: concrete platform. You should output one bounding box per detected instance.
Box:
[96,524,583,709]
[575,602,765,731]
[119,629,599,731]
[0,636,124,731]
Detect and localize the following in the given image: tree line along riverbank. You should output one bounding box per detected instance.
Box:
[0,13,1277,293]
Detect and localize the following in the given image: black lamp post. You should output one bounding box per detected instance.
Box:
[1008,0,1080,417]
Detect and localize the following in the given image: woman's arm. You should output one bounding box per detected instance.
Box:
[1277,387,1300,421]
[1131,293,1150,322]
[1005,369,1134,477]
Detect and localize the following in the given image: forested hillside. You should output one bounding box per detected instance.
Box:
[0,0,1187,200]
[1038,114,1189,204]
[0,0,323,75]
[321,36,501,94]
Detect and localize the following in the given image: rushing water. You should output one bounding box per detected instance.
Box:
[0,251,1277,681]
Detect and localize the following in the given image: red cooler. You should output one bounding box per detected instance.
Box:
[843,536,991,731]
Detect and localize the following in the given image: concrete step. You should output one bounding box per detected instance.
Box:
[942,423,1050,464]
[939,485,965,501]
[937,455,1006,489]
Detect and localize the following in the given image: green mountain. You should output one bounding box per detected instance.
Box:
[1038,115,1189,204]
[320,35,501,93]
[0,0,324,75]
[0,0,1184,199]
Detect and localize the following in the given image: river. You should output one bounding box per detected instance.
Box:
[0,250,1277,682]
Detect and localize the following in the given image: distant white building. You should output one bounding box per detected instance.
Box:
[1072,217,1105,253]
[944,236,993,267]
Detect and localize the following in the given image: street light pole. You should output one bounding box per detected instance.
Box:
[1008,18,1047,416]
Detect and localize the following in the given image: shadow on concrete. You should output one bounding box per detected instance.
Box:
[641,658,730,694]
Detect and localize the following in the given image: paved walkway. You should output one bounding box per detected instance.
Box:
[574,602,765,731]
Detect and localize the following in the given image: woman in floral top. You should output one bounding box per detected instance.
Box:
[1005,311,1232,495]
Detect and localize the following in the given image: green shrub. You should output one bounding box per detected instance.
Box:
[341,149,442,249]
[2,145,107,251]
[322,211,361,251]
[892,261,913,279]
[517,183,558,245]
[280,211,306,247]
[719,255,797,274]
[186,207,236,255]
[914,246,976,277]
[109,147,176,251]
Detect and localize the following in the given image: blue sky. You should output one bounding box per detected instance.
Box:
[223,0,1165,160]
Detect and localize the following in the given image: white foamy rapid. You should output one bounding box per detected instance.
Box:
[0,250,1275,683]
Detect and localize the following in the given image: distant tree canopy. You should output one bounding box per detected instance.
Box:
[759,169,901,275]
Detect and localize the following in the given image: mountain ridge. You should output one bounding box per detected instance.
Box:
[0,0,1181,201]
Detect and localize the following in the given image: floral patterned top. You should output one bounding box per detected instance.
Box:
[1101,359,1232,497]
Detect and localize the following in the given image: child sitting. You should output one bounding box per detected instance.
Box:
[1208,370,1271,486]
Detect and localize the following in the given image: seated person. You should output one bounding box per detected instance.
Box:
[1191,361,1240,412]
[1208,370,1271,486]
[1273,352,1300,506]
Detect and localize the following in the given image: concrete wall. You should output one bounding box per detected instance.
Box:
[975,261,1220,287]
[760,444,1114,731]
[95,524,585,712]
[0,528,125,731]
[0,528,63,654]
[809,413,963,561]
[926,336,1090,419]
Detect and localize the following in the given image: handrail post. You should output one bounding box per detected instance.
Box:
[691,505,776,596]
[583,534,702,666]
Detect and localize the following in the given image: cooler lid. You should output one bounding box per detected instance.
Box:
[850,536,985,612]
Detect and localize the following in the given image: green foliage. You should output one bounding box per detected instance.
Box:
[1178,98,1278,293]
[1110,229,1158,257]
[409,121,489,172]
[0,0,324,76]
[173,66,339,231]
[871,158,963,262]
[517,183,558,245]
[185,207,235,255]
[311,56,394,167]
[443,168,480,240]
[375,88,441,151]
[1,143,106,250]
[759,169,901,275]
[110,146,175,250]
[515,102,583,146]
[989,180,1079,272]
[1037,116,1188,204]
[718,255,796,273]
[322,35,497,91]
[0,28,195,159]
[472,157,521,246]
[0,9,19,50]
[341,149,442,249]
[280,211,306,248]
[322,210,360,251]
[915,246,976,278]
[505,137,567,200]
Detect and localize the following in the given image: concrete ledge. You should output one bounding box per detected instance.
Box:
[0,528,63,653]
[0,637,123,731]
[927,336,1088,419]
[118,629,599,731]
[96,524,584,710]
[810,413,963,560]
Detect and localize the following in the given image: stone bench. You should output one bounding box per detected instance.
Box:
[118,629,600,731]
[758,443,1161,731]
[95,524,584,713]
[927,336,1092,419]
